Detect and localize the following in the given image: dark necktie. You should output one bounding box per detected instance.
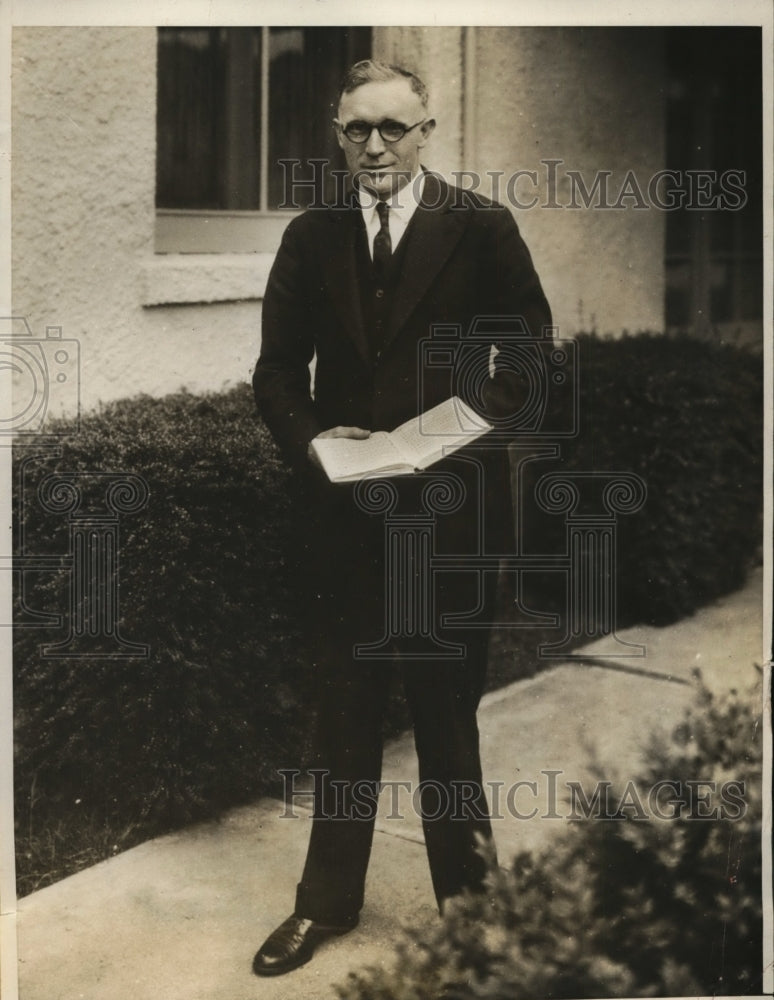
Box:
[372,201,392,274]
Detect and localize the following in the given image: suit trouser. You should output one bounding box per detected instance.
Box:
[294,572,498,925]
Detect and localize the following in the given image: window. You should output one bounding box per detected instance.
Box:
[664,28,762,343]
[155,26,371,252]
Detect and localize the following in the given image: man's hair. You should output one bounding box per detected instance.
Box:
[338,60,429,110]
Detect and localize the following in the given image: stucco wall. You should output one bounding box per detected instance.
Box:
[472,27,666,336]
[12,26,262,419]
[374,26,464,178]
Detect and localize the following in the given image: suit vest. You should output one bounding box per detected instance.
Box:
[355,213,414,363]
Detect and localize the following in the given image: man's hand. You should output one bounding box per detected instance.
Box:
[308,426,371,469]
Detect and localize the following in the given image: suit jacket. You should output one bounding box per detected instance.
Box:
[253,172,552,626]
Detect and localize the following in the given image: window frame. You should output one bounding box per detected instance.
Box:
[154,25,370,256]
[155,209,296,255]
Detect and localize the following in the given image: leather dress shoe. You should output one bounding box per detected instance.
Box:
[252,913,358,976]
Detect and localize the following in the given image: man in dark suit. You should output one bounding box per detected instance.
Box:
[252,59,552,976]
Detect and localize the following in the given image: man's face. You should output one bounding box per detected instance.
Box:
[336,78,435,200]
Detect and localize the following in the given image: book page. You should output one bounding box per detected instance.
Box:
[311,432,411,482]
[391,397,492,468]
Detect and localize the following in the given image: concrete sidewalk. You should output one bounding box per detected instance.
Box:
[14,568,764,1000]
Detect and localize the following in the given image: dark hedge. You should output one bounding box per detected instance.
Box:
[518,333,762,626]
[12,387,314,894]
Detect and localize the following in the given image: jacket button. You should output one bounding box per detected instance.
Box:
[375,288,384,298]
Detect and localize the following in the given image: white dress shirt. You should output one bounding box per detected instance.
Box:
[359,171,426,260]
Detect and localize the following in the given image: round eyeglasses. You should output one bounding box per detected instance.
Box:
[337,119,427,144]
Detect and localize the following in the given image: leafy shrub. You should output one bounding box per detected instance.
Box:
[336,676,764,999]
[519,333,762,625]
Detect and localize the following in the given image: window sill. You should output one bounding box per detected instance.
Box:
[140,253,275,307]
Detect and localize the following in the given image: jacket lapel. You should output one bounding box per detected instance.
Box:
[318,202,371,367]
[383,172,468,352]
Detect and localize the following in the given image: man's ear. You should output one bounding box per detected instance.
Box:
[333,119,345,151]
[418,117,436,147]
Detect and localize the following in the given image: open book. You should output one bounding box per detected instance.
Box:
[311,396,492,484]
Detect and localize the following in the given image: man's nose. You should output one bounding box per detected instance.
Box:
[364,126,387,156]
